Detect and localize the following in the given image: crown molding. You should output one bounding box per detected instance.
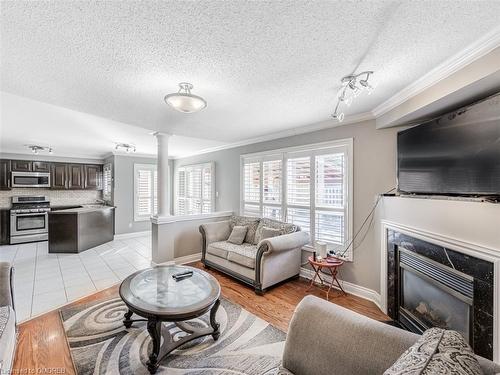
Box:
[0,150,105,164]
[108,150,159,159]
[372,27,500,118]
[173,111,373,159]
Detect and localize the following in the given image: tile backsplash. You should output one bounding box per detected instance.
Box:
[0,188,103,208]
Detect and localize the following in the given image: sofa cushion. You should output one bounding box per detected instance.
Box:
[226,244,258,269]
[260,226,282,240]
[254,218,298,244]
[384,328,482,375]
[207,241,231,259]
[227,225,248,245]
[230,216,260,244]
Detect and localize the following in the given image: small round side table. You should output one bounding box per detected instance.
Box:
[307,256,346,300]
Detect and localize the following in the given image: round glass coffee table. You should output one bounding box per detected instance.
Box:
[119,265,221,374]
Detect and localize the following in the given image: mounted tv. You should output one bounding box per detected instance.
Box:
[397,92,500,198]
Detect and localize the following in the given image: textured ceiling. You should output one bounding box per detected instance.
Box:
[0,92,226,159]
[1,1,500,145]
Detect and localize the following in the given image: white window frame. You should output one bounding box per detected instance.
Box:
[133,163,157,222]
[174,162,215,215]
[240,139,353,260]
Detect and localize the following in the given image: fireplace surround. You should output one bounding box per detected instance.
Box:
[385,227,494,359]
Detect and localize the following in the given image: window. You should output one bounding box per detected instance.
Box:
[175,162,214,215]
[134,164,157,221]
[240,139,353,260]
[102,162,112,202]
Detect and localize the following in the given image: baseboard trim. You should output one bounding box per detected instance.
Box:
[114,230,151,240]
[174,252,202,265]
[300,267,382,310]
[152,252,202,267]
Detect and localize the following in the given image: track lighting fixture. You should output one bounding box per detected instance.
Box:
[115,143,136,153]
[331,71,375,122]
[26,145,53,155]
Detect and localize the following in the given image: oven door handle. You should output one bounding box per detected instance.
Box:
[11,212,48,217]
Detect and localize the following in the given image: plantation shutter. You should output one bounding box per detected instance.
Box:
[102,162,112,202]
[286,156,311,232]
[240,140,352,260]
[202,165,212,213]
[243,161,261,216]
[315,152,347,254]
[175,163,214,215]
[262,159,282,220]
[153,170,158,215]
[177,168,187,215]
[134,164,157,221]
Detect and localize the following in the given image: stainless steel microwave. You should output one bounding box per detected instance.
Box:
[11,171,51,188]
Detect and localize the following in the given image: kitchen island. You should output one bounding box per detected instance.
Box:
[48,205,115,253]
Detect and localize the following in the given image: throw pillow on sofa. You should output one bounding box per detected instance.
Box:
[260,226,281,240]
[384,327,482,375]
[227,225,248,245]
[254,218,298,244]
[230,216,259,244]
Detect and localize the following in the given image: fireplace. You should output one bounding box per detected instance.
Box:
[386,229,494,359]
[399,248,473,341]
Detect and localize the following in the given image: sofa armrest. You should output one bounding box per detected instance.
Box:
[282,295,419,375]
[199,220,231,246]
[0,262,14,309]
[258,231,309,254]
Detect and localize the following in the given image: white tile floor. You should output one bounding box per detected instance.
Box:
[0,235,153,322]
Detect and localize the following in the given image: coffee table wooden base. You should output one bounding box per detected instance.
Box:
[123,299,221,374]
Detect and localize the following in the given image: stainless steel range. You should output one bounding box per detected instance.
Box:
[10,196,50,244]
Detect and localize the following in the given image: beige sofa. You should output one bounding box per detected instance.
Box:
[199,216,309,294]
[281,295,500,375]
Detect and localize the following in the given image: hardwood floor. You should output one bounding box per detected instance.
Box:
[12,262,387,374]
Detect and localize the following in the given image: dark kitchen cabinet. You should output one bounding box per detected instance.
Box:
[68,164,85,189]
[51,163,68,189]
[0,159,11,190]
[3,158,103,191]
[11,160,32,172]
[0,209,10,245]
[84,164,103,190]
[33,161,51,172]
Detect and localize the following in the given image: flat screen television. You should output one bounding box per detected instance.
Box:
[397,92,500,197]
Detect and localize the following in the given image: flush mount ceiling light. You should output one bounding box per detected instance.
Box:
[26,145,53,155]
[331,71,375,122]
[164,82,207,113]
[115,143,136,153]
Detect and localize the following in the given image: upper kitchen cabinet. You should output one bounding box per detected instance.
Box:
[51,163,68,189]
[11,160,32,172]
[0,159,11,190]
[33,161,51,172]
[68,164,85,189]
[84,164,103,190]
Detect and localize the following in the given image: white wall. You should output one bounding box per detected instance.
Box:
[377,196,500,253]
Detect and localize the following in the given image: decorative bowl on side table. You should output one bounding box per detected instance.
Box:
[119,265,221,374]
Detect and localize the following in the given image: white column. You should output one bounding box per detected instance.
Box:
[154,132,171,216]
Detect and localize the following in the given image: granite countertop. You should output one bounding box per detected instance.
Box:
[49,204,115,214]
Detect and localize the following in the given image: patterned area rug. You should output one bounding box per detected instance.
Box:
[60,296,286,374]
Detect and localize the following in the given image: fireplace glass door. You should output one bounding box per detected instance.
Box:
[401,268,471,341]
